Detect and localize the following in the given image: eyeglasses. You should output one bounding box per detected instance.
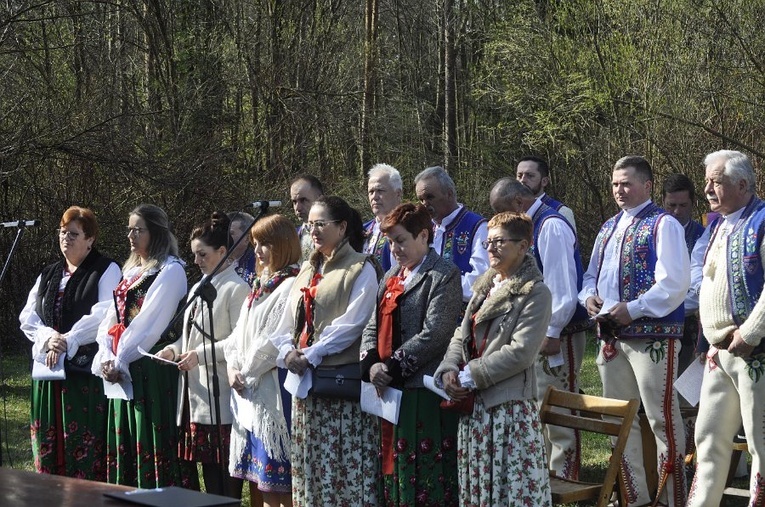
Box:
[481,237,524,250]
[126,227,147,237]
[305,220,340,232]
[58,230,81,240]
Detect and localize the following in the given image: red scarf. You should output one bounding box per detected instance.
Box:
[379,272,406,476]
[298,272,323,349]
[109,274,141,355]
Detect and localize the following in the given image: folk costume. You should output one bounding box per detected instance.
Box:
[435,254,553,507]
[272,239,381,506]
[20,249,120,480]
[363,218,393,272]
[688,196,765,506]
[226,264,300,494]
[92,257,195,488]
[540,192,577,231]
[161,263,248,481]
[360,248,462,506]
[580,199,690,506]
[528,199,592,480]
[431,204,488,302]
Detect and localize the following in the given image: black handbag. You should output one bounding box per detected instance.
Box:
[64,342,98,375]
[310,363,362,401]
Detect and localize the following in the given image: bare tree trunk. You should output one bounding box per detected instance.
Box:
[443,0,457,172]
[360,0,378,177]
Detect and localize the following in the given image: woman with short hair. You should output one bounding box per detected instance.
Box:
[435,212,553,506]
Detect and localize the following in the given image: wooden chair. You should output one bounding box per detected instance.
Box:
[539,386,639,507]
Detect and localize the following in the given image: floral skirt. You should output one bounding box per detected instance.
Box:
[291,394,379,506]
[178,421,232,464]
[457,397,551,507]
[30,375,108,481]
[381,388,459,507]
[106,355,197,489]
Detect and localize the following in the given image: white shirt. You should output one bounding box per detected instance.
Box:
[540,192,577,232]
[528,199,578,338]
[432,204,489,302]
[579,200,690,320]
[363,218,395,269]
[20,262,122,362]
[93,258,188,378]
[271,261,378,368]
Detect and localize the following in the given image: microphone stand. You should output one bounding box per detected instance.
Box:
[0,220,35,467]
[160,203,272,496]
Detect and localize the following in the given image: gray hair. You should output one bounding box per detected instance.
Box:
[491,177,534,202]
[227,211,255,230]
[704,150,756,192]
[414,165,457,195]
[368,163,403,191]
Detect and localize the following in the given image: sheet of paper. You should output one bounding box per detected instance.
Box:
[595,298,620,319]
[31,353,66,381]
[674,357,705,407]
[103,377,134,400]
[360,381,402,425]
[423,375,450,400]
[284,370,311,399]
[138,346,177,366]
[230,387,254,430]
[548,352,564,368]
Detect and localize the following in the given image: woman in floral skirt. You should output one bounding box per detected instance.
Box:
[435,212,553,506]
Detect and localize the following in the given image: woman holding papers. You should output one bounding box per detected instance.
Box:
[270,196,381,506]
[434,212,553,506]
[360,203,462,506]
[92,204,192,488]
[224,214,300,507]
[156,212,248,496]
[20,206,120,480]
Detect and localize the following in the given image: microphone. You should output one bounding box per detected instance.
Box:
[1,219,40,228]
[250,200,282,209]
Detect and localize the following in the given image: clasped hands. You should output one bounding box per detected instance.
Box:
[100,360,123,383]
[44,332,67,368]
[441,370,472,402]
[285,349,310,376]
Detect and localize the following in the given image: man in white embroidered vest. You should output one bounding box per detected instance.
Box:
[687,150,765,505]
[290,175,324,262]
[490,178,592,481]
[579,155,689,506]
[414,166,489,303]
[363,164,402,272]
[516,156,577,231]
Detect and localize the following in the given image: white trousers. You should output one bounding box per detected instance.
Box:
[687,347,765,506]
[536,331,586,479]
[597,338,686,506]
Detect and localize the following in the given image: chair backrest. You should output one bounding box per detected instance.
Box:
[539,385,640,506]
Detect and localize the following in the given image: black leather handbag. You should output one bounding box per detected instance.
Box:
[311,364,362,401]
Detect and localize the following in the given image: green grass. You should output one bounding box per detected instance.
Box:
[0,339,751,505]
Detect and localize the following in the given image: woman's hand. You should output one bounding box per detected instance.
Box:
[101,360,123,383]
[45,332,67,354]
[177,350,199,371]
[369,362,392,394]
[285,349,310,376]
[45,350,60,369]
[443,370,471,401]
[228,368,245,394]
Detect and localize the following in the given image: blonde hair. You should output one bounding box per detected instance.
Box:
[123,204,179,273]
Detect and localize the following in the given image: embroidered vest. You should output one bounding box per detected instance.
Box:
[594,203,684,338]
[363,219,392,272]
[438,207,486,276]
[530,204,592,334]
[291,240,375,366]
[685,220,705,256]
[703,196,765,328]
[36,249,115,332]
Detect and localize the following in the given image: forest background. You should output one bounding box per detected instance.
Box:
[0,0,762,352]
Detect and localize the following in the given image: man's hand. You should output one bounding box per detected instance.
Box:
[540,337,561,356]
[728,329,756,359]
[585,296,603,317]
[608,302,633,327]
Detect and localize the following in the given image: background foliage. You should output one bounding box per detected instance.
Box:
[1,0,764,351]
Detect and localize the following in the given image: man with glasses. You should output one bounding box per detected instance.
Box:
[489,178,591,481]
[579,156,690,506]
[414,166,489,303]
